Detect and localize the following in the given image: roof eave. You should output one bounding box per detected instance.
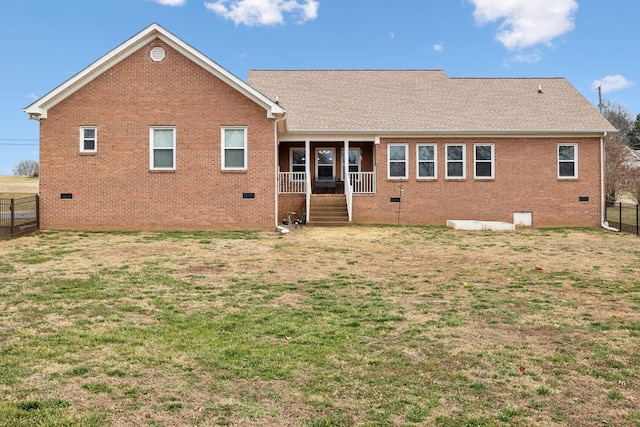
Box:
[281,128,616,138]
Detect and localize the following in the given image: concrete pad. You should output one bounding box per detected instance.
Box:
[446,220,515,231]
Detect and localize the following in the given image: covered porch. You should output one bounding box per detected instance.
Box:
[277,139,377,225]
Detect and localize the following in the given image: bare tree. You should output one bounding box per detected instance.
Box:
[600,102,638,202]
[12,160,39,177]
[601,101,633,145]
[604,136,640,202]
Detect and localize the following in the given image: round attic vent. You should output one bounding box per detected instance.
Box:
[150,47,166,62]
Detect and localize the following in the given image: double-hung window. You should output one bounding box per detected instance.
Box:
[558,143,578,178]
[150,127,176,170]
[446,144,466,179]
[290,147,306,180]
[222,127,247,170]
[80,126,97,153]
[417,144,437,179]
[474,143,494,179]
[388,143,408,179]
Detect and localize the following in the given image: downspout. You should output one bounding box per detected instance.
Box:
[274,111,287,232]
[600,132,619,232]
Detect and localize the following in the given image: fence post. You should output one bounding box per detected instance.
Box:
[619,202,622,232]
[36,195,40,232]
[10,198,15,238]
[637,204,639,237]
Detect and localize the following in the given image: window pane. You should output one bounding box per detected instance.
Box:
[292,149,305,165]
[317,150,333,164]
[83,128,95,139]
[292,165,305,173]
[390,162,406,177]
[476,162,492,177]
[419,162,435,177]
[389,146,406,161]
[349,149,360,165]
[225,149,244,168]
[559,162,575,177]
[84,140,95,151]
[559,145,575,160]
[153,129,174,148]
[349,165,359,173]
[447,162,463,177]
[224,129,245,148]
[418,145,434,161]
[154,149,173,168]
[447,146,463,160]
[318,165,333,177]
[475,145,492,160]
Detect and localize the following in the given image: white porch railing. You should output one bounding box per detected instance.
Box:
[278,172,306,193]
[345,173,353,222]
[349,171,376,194]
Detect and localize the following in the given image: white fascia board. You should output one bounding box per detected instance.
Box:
[24,23,283,119]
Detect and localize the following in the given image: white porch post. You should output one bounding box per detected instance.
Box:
[344,140,353,222]
[305,139,311,222]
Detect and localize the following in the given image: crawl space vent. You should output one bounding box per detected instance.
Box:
[150,47,166,62]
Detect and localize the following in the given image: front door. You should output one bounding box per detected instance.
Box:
[316,148,335,178]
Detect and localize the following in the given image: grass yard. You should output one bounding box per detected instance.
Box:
[0,175,39,198]
[0,226,639,426]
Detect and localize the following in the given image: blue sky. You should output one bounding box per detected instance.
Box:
[1,0,637,175]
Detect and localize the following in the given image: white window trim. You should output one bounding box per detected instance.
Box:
[80,126,97,153]
[290,147,306,181]
[558,143,578,179]
[149,126,176,171]
[388,143,408,180]
[315,147,336,178]
[221,126,248,171]
[445,143,466,179]
[474,143,494,180]
[342,148,361,181]
[416,143,437,180]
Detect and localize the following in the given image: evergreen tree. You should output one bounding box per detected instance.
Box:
[628,114,640,150]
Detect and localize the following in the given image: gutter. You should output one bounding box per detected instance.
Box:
[600,132,619,232]
[273,111,287,230]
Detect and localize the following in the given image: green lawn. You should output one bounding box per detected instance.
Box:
[0,226,638,426]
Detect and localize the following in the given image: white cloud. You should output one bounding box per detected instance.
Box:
[433,43,444,52]
[592,75,634,94]
[26,93,38,100]
[469,0,578,50]
[205,0,319,26]
[151,0,187,5]
[505,50,542,65]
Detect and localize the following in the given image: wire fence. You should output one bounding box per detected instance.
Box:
[605,201,639,236]
[0,195,39,239]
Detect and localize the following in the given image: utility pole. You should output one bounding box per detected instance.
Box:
[597,85,603,113]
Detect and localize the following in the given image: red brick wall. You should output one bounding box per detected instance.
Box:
[278,194,306,225]
[39,39,277,231]
[352,137,602,227]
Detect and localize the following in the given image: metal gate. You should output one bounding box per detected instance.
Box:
[0,195,39,239]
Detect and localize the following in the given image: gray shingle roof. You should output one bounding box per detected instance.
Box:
[247,70,615,134]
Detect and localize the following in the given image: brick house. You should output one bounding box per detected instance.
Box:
[25,24,616,231]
